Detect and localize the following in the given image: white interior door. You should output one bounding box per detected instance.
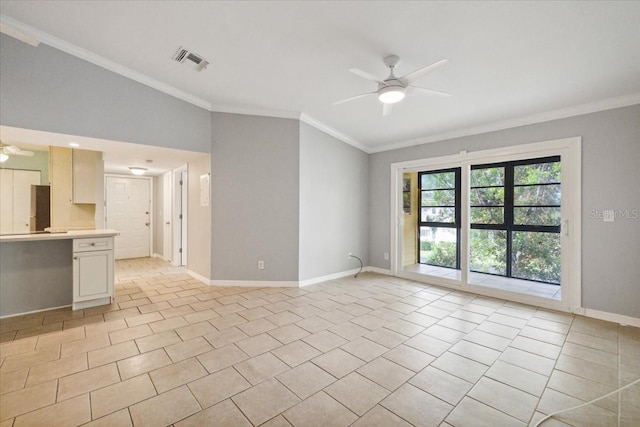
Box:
[106,176,151,259]
[0,169,40,234]
[180,169,187,266]
[172,168,188,266]
[162,171,172,261]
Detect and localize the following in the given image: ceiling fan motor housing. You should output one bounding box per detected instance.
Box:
[378,80,406,104]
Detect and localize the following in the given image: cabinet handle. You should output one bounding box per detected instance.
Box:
[74,256,78,260]
[91,243,96,246]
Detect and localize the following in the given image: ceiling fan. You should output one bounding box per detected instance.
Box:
[0,142,34,162]
[335,55,451,116]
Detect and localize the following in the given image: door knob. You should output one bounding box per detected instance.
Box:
[145,223,150,226]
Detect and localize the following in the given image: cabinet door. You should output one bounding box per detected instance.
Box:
[73,250,114,301]
[72,149,97,204]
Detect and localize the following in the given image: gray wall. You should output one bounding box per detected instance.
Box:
[299,122,369,281]
[369,105,640,317]
[0,240,73,317]
[210,113,300,281]
[0,34,211,153]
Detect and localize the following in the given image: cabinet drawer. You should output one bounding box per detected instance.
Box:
[73,237,113,252]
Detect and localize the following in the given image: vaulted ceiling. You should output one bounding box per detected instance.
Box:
[1,1,639,153]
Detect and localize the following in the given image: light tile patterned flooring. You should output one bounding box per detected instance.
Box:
[404,264,563,300]
[1,257,638,427]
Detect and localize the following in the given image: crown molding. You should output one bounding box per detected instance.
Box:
[299,113,370,153]
[210,104,300,120]
[0,14,213,111]
[3,14,638,156]
[369,93,640,153]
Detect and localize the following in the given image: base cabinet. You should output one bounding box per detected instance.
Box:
[73,237,114,310]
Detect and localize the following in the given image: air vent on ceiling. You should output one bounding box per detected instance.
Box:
[172,46,209,72]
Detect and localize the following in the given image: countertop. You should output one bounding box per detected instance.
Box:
[0,229,119,242]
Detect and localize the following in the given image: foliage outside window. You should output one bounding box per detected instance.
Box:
[418,169,460,269]
[470,157,561,284]
[417,157,561,285]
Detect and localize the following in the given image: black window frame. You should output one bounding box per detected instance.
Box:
[470,155,561,284]
[418,167,461,269]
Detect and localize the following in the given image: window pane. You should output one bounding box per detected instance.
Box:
[421,207,455,223]
[471,207,504,224]
[514,162,561,185]
[514,184,561,206]
[421,172,455,190]
[419,227,457,268]
[512,231,560,284]
[514,207,561,226]
[422,189,455,206]
[471,167,504,187]
[470,229,506,275]
[469,187,504,206]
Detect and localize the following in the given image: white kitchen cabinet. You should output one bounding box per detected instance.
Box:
[72,236,114,310]
[72,148,98,204]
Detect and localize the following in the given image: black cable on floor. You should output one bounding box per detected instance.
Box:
[349,254,363,278]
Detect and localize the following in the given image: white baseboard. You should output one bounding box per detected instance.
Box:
[151,253,167,260]
[299,268,363,287]
[577,308,640,328]
[187,270,213,286]
[365,267,392,276]
[209,280,299,288]
[190,266,388,289]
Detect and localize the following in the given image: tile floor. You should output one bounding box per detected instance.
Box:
[0,257,638,426]
[403,264,562,300]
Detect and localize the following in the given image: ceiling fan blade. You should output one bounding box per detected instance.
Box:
[410,86,453,97]
[382,103,393,116]
[349,68,387,85]
[400,59,449,85]
[4,145,35,156]
[333,92,376,105]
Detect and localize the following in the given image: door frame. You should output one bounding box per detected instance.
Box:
[104,174,153,259]
[172,166,188,266]
[390,137,581,314]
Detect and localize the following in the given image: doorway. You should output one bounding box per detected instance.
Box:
[392,137,581,313]
[106,175,152,259]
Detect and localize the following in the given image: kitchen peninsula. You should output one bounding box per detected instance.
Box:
[0,229,119,317]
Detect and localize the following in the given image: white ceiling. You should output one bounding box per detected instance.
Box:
[0,126,207,176]
[1,1,640,153]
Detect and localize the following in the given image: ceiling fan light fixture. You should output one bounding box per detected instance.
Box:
[129,167,147,176]
[378,86,405,104]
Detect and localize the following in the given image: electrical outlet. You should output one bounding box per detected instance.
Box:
[258,260,264,270]
[384,252,389,260]
[348,252,352,259]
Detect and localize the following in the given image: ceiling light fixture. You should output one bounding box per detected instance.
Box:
[378,85,406,104]
[0,153,9,162]
[68,142,80,147]
[129,167,147,176]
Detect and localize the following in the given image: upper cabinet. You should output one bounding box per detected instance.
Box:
[73,149,99,204]
[49,146,103,229]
